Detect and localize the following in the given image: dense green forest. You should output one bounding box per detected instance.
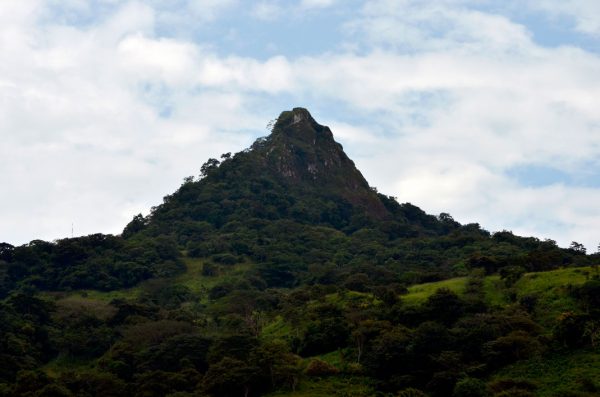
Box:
[1,108,598,396]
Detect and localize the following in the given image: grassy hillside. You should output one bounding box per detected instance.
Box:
[403,276,468,305]
[47,257,249,303]
[401,266,596,305]
[263,265,599,397]
[25,261,599,397]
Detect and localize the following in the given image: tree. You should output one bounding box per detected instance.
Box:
[122,214,147,238]
[425,288,464,325]
[251,341,302,391]
[202,357,258,397]
[133,370,195,397]
[468,255,499,274]
[397,389,427,397]
[453,378,489,397]
[350,320,390,364]
[298,317,350,356]
[499,266,526,287]
[304,359,338,377]
[483,331,542,367]
[583,320,600,348]
[266,118,278,131]
[363,326,412,381]
[200,158,220,177]
[410,321,450,357]
[438,212,460,232]
[343,273,370,292]
[0,242,14,261]
[569,241,586,255]
[572,280,600,311]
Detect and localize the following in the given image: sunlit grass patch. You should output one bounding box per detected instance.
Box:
[403,276,468,305]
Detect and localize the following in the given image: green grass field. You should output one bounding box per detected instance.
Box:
[48,257,253,305]
[401,266,597,326]
[403,276,468,305]
[512,266,597,327]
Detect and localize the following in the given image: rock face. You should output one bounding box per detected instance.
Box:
[252,108,389,219]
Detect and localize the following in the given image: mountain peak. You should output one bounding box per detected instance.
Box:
[270,107,334,145]
[252,108,389,219]
[282,107,314,124]
[274,107,317,128]
[258,108,350,180]
[146,108,390,231]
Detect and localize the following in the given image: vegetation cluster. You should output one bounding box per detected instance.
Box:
[0,109,597,396]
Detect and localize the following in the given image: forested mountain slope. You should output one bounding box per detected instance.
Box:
[0,108,597,397]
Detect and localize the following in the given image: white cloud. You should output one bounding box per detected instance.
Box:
[392,162,600,249]
[196,55,294,93]
[346,0,533,53]
[1,0,599,254]
[117,34,200,85]
[0,0,261,244]
[287,0,600,249]
[324,122,382,145]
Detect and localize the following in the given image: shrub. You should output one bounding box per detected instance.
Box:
[211,254,238,265]
[494,391,535,397]
[488,379,537,396]
[397,388,427,397]
[343,273,370,292]
[201,263,218,277]
[483,331,542,367]
[304,359,339,377]
[453,377,489,397]
[518,294,538,314]
[424,288,464,325]
[578,376,597,393]
[553,312,589,348]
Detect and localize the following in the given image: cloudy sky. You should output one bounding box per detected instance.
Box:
[1,0,599,251]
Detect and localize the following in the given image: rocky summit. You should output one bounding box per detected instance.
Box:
[251,107,389,219]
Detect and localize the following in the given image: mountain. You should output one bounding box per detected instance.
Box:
[121,107,588,284]
[129,108,453,244]
[2,107,590,294]
[0,108,597,397]
[139,107,390,232]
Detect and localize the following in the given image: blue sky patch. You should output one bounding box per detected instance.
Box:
[507,163,600,188]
